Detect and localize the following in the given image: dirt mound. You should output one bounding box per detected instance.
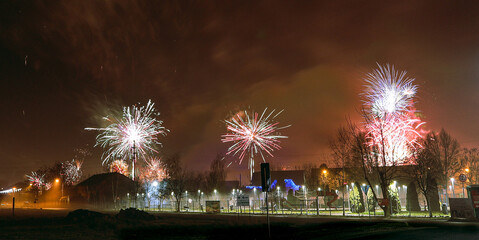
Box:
[117,208,155,221]
[66,209,106,221]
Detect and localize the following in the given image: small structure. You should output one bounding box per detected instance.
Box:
[74,172,137,208]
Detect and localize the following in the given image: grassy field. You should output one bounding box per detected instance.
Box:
[0,208,477,239]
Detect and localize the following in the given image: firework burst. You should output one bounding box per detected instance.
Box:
[139,157,166,183]
[362,64,425,165]
[363,64,417,118]
[62,159,83,185]
[86,100,168,179]
[27,171,45,188]
[365,113,425,165]
[110,160,129,176]
[222,108,289,178]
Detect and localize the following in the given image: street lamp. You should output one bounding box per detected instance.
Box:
[214,189,217,200]
[54,178,64,198]
[195,190,200,212]
[450,177,455,198]
[302,185,307,214]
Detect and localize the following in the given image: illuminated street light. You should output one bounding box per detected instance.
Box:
[451,177,455,198]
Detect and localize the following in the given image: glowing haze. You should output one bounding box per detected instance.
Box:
[0,1,478,185]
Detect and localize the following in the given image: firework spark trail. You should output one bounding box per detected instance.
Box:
[363,64,417,118]
[366,113,425,165]
[110,160,129,176]
[362,64,425,165]
[62,159,83,185]
[86,100,168,174]
[140,157,166,183]
[27,171,45,188]
[222,108,289,178]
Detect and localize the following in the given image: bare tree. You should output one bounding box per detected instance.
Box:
[206,154,227,193]
[330,125,354,216]
[161,153,190,212]
[432,129,460,205]
[460,148,479,184]
[409,133,442,217]
[303,163,318,190]
[347,119,402,217]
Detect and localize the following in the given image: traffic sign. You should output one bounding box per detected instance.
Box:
[459,174,467,182]
[237,195,250,206]
[261,163,271,192]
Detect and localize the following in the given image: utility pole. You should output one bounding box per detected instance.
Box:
[342,165,346,216]
[131,141,136,180]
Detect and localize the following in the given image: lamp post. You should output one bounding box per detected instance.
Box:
[214,189,217,201]
[131,141,137,180]
[277,187,280,214]
[185,191,188,211]
[12,187,16,217]
[253,187,256,213]
[450,178,455,198]
[302,185,307,215]
[317,187,321,215]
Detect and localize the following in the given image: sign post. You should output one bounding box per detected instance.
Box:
[261,163,271,239]
[237,195,250,207]
[459,174,467,198]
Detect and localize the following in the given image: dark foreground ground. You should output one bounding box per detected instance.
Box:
[1,208,479,240]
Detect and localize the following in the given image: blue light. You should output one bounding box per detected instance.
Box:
[270,180,278,189]
[284,179,300,191]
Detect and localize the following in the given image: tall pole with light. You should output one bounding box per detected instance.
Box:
[464,168,470,197]
[12,187,16,217]
[131,140,137,181]
[277,186,281,214]
[450,177,455,198]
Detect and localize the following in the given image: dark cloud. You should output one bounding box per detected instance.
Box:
[1,0,478,185]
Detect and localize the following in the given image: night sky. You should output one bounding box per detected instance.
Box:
[1,1,478,186]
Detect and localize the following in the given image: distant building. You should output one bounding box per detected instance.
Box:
[74,172,137,208]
